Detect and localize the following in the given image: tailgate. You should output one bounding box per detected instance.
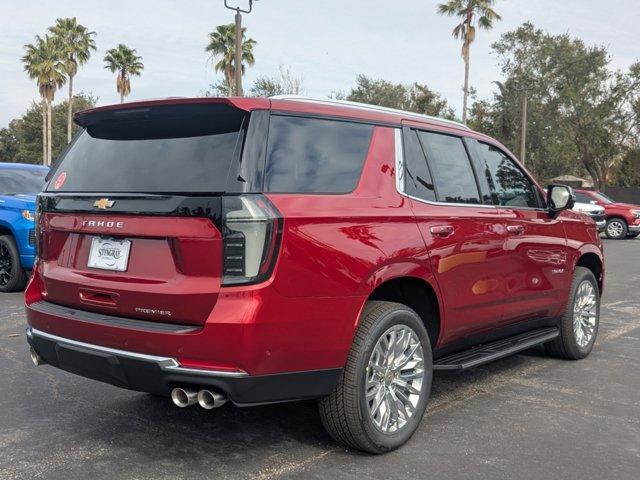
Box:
[39,211,222,326]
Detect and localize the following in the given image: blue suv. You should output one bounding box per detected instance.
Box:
[0,163,48,292]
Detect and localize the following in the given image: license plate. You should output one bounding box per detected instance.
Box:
[88,237,131,272]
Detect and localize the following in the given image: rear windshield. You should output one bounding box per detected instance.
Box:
[48,103,246,193]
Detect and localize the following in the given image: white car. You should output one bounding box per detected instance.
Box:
[572,201,606,232]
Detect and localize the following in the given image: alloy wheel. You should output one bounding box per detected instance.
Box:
[606,220,624,238]
[573,280,597,348]
[365,324,425,434]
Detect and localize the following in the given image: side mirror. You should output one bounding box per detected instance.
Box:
[547,184,575,215]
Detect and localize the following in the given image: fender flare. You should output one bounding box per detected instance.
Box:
[353,260,445,335]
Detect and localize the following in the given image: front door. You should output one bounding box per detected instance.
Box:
[469,140,569,324]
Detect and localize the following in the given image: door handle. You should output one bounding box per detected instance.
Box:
[507,224,525,235]
[430,225,454,237]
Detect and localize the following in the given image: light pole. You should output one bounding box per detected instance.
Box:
[520,93,528,166]
[224,0,257,96]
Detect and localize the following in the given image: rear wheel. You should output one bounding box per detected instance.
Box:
[319,301,432,454]
[0,235,27,293]
[545,267,600,360]
[605,218,627,239]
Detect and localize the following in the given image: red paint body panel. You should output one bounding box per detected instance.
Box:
[26,97,605,383]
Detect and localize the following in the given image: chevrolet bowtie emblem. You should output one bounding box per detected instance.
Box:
[93,198,115,209]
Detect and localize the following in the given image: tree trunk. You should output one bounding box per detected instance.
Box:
[41,99,47,166]
[47,100,53,166]
[120,91,124,103]
[462,45,470,125]
[67,75,74,144]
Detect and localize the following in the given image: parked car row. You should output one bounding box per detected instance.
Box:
[574,189,640,240]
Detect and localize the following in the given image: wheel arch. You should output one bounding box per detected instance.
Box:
[575,251,604,295]
[605,215,628,224]
[0,221,16,238]
[365,275,442,350]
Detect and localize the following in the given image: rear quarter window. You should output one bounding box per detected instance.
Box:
[264,115,373,193]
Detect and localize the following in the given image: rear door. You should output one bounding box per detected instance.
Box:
[467,140,569,323]
[401,126,509,345]
[38,102,252,326]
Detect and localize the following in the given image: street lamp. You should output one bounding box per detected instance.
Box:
[224,0,258,96]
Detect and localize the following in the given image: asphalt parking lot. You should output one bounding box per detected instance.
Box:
[1,238,639,480]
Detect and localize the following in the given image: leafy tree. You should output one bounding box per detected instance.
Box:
[345,75,455,119]
[437,0,501,124]
[103,44,144,103]
[250,65,304,97]
[21,34,66,165]
[206,24,256,95]
[488,23,640,189]
[49,17,96,143]
[0,93,97,165]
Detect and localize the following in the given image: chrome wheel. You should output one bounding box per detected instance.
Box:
[365,324,425,434]
[606,220,624,238]
[573,280,597,348]
[0,243,11,287]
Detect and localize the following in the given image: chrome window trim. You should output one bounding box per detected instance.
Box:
[26,327,249,378]
[394,128,497,210]
[394,128,549,213]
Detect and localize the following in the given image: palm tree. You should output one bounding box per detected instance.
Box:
[22,35,66,165]
[103,44,144,103]
[49,17,96,144]
[206,24,257,95]
[438,0,501,124]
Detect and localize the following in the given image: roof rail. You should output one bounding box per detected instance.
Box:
[270,95,470,130]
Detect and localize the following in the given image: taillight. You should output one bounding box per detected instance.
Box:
[34,195,43,258]
[221,195,282,286]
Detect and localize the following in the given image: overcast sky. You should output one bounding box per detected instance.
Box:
[0,0,638,127]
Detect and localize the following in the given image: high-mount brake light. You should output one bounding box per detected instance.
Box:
[221,195,282,286]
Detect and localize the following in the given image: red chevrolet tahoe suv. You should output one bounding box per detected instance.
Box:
[26,96,604,453]
[574,189,640,240]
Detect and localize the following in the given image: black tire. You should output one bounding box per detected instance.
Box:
[0,235,27,293]
[627,233,639,239]
[318,301,432,454]
[605,218,628,239]
[545,267,600,360]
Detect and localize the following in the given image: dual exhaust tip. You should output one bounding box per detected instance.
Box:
[30,348,226,411]
[171,387,227,410]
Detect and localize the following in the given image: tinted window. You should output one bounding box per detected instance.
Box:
[574,192,594,204]
[418,131,480,204]
[403,129,436,201]
[264,116,373,193]
[48,103,246,193]
[0,168,48,194]
[476,143,539,208]
[591,192,613,204]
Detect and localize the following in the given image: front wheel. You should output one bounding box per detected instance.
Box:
[319,301,432,454]
[545,267,600,360]
[0,235,27,293]
[605,218,628,239]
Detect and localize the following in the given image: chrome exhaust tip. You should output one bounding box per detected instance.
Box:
[29,347,45,366]
[197,389,228,410]
[170,387,198,408]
